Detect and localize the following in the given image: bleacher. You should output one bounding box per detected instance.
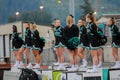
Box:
[2,63,120,80]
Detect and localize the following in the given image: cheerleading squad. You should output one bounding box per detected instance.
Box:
[52,13,120,72]
[12,22,45,68]
[11,12,120,72]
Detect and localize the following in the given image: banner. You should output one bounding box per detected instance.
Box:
[43,75,49,80]
[102,68,109,80]
[53,71,65,80]
[102,68,120,80]
[109,69,120,80]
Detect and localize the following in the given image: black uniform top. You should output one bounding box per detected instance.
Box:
[31,30,40,48]
[12,32,23,48]
[25,27,32,46]
[97,28,107,46]
[79,25,88,46]
[54,26,65,45]
[87,22,99,47]
[63,24,79,44]
[110,24,119,44]
[97,28,103,36]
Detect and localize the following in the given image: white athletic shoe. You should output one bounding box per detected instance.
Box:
[20,62,24,66]
[26,63,32,68]
[32,64,40,68]
[111,64,120,68]
[80,61,88,68]
[54,62,60,66]
[68,68,74,71]
[87,65,98,73]
[68,65,77,71]
[57,66,65,70]
[87,69,98,73]
[13,63,18,67]
[18,64,24,68]
[13,61,19,67]
[96,63,102,68]
[72,67,79,71]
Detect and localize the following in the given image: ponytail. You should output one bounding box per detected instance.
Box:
[86,12,97,25]
[110,17,116,25]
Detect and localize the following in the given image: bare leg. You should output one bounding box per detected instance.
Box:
[13,51,19,66]
[33,50,41,64]
[90,50,98,66]
[97,48,103,62]
[25,48,31,63]
[112,47,119,61]
[111,47,120,68]
[59,47,65,63]
[67,49,74,65]
[56,48,60,63]
[74,49,78,65]
[78,47,86,59]
[32,50,41,68]
[18,47,25,61]
[13,51,18,60]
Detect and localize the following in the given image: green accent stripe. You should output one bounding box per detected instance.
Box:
[54,42,65,48]
[99,46,103,49]
[31,45,41,50]
[112,43,120,48]
[79,43,87,48]
[88,44,100,50]
[22,44,31,48]
[12,47,20,51]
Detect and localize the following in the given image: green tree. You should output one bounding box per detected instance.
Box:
[8,10,52,25]
[80,0,93,19]
[8,15,17,22]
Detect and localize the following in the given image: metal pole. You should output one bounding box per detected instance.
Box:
[69,0,75,22]
[94,0,98,15]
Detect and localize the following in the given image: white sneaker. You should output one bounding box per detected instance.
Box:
[80,64,87,68]
[87,69,98,73]
[13,63,18,67]
[68,68,74,71]
[54,62,60,66]
[68,65,76,71]
[18,64,24,68]
[72,67,79,71]
[96,63,102,68]
[111,64,120,68]
[80,61,88,68]
[26,63,32,68]
[20,61,24,66]
[13,61,19,67]
[57,66,65,70]
[33,64,40,68]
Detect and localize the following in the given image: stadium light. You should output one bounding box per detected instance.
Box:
[40,5,44,10]
[94,11,97,15]
[58,0,62,4]
[15,12,19,16]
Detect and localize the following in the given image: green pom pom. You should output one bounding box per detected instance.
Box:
[98,31,103,36]
[67,37,80,50]
[40,37,46,43]
[19,36,23,40]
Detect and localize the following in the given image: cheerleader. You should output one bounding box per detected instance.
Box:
[96,22,104,68]
[18,22,32,68]
[53,19,65,70]
[12,25,24,67]
[108,17,120,68]
[63,15,79,71]
[30,23,41,68]
[77,19,88,67]
[86,12,100,72]
[51,21,58,63]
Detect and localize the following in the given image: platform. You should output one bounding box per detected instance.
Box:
[2,64,120,80]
